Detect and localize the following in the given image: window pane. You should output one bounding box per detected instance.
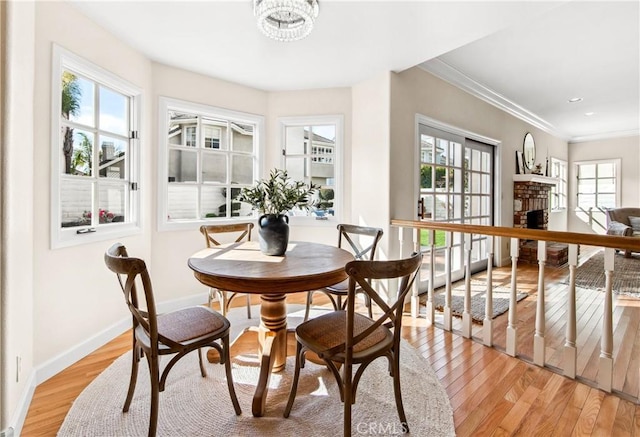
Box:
[67,129,94,176]
[64,72,94,127]
[317,188,335,214]
[285,157,306,182]
[598,178,616,193]
[232,123,254,153]
[168,112,197,146]
[420,165,433,190]
[201,186,230,218]
[451,142,462,168]
[598,194,616,208]
[168,150,197,182]
[420,135,434,164]
[435,139,448,165]
[481,151,491,172]
[98,183,125,223]
[231,154,253,185]
[60,179,92,227]
[434,166,446,190]
[435,194,447,220]
[579,164,596,178]
[99,136,127,179]
[578,194,595,208]
[99,86,128,136]
[202,118,228,150]
[598,162,615,177]
[167,185,198,220]
[202,153,226,183]
[578,178,596,194]
[285,126,307,154]
[472,149,481,171]
[471,173,481,194]
[231,187,254,217]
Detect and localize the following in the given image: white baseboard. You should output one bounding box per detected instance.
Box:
[11,291,208,435]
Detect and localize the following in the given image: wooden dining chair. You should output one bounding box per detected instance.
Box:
[284,252,422,436]
[104,243,241,437]
[304,224,383,321]
[200,223,254,318]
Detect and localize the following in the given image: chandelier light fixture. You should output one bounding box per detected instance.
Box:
[254,0,320,42]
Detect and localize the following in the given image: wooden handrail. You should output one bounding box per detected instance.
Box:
[390,219,640,252]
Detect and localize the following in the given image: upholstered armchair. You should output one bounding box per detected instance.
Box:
[605,207,640,257]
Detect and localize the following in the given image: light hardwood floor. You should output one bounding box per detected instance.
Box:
[22,261,640,436]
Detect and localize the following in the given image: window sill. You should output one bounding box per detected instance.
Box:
[52,223,141,249]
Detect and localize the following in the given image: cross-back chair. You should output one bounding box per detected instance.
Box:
[284,252,422,436]
[104,243,241,437]
[200,223,254,318]
[304,224,383,321]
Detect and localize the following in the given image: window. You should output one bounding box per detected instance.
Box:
[550,157,567,210]
[51,45,141,248]
[159,97,264,229]
[280,116,343,220]
[576,159,620,210]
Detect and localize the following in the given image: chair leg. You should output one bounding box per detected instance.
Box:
[220,290,228,317]
[222,335,242,415]
[123,343,140,413]
[304,291,313,322]
[391,351,408,433]
[197,348,207,377]
[147,354,160,437]
[283,342,304,417]
[365,294,373,318]
[343,362,353,437]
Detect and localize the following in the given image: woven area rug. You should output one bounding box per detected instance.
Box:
[561,251,640,297]
[430,280,528,324]
[58,310,454,436]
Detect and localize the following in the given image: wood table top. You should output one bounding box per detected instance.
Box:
[188,241,354,294]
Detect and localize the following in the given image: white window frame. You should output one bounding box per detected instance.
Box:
[550,157,567,211]
[50,45,142,249]
[279,115,344,225]
[574,158,621,210]
[158,97,264,231]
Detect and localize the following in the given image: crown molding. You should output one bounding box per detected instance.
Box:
[568,129,640,144]
[418,59,570,141]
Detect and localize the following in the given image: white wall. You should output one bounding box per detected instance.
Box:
[389,67,569,265]
[1,1,35,430]
[568,135,640,234]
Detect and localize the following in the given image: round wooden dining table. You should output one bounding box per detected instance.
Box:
[188,240,353,417]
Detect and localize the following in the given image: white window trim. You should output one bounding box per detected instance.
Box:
[550,157,567,211]
[50,44,142,249]
[574,158,621,209]
[278,115,344,226]
[157,97,265,231]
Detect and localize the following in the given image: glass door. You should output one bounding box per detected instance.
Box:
[417,125,494,290]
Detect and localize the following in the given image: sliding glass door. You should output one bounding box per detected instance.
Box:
[417,124,494,289]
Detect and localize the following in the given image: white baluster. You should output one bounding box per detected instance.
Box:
[598,247,615,392]
[403,227,420,318]
[563,244,578,378]
[483,236,494,346]
[534,240,547,366]
[507,237,519,357]
[426,229,436,325]
[444,231,453,331]
[462,233,472,338]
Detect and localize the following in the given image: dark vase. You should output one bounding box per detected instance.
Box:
[258,214,290,256]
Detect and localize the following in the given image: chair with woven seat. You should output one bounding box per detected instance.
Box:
[200,223,254,318]
[104,243,241,437]
[304,224,383,321]
[284,252,422,436]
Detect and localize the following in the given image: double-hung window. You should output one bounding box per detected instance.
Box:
[576,159,620,210]
[550,157,567,210]
[280,115,343,221]
[51,45,141,248]
[159,97,263,229]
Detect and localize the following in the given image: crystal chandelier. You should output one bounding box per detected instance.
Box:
[254,0,320,42]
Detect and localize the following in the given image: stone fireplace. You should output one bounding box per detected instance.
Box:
[513,175,567,265]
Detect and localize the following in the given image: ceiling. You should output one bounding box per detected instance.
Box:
[70,1,639,142]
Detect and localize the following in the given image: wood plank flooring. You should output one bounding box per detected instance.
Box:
[22,259,640,436]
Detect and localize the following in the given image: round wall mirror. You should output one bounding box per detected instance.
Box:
[523,132,536,170]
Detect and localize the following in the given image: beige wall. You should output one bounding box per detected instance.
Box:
[351,72,392,258]
[568,135,640,234]
[390,67,568,264]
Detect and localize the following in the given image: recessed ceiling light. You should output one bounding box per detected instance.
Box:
[568,97,583,103]
[585,112,595,116]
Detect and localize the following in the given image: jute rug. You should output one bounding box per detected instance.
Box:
[430,280,528,324]
[561,251,640,297]
[58,307,454,436]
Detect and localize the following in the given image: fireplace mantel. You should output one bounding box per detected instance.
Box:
[513,174,558,185]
